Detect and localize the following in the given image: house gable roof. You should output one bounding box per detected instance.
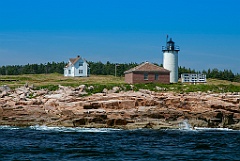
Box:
[65,55,88,68]
[124,62,170,74]
[69,56,80,65]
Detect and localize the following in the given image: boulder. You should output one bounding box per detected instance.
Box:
[15,86,29,95]
[78,85,86,92]
[0,85,11,93]
[156,86,166,91]
[44,94,63,99]
[0,90,8,98]
[87,85,94,91]
[102,88,108,94]
[112,86,120,93]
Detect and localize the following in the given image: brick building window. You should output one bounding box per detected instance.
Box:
[144,73,148,80]
[155,74,159,80]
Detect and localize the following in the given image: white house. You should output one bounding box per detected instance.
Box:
[181,73,206,83]
[64,55,90,77]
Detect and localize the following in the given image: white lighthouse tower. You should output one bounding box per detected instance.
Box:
[162,37,180,83]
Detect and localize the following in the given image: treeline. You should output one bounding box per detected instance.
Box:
[0,62,66,75]
[0,61,138,76]
[203,68,240,82]
[0,61,240,82]
[88,61,138,76]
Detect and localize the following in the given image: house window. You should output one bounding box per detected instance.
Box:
[79,70,83,74]
[79,62,83,66]
[144,73,148,80]
[155,74,159,80]
[68,70,71,74]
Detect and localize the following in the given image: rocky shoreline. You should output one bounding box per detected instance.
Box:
[0,84,240,130]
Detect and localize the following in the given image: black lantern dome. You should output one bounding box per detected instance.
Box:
[162,38,180,51]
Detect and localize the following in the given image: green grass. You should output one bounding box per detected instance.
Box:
[34,85,59,91]
[0,73,124,88]
[0,73,240,93]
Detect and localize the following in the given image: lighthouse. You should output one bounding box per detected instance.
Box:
[162,37,180,83]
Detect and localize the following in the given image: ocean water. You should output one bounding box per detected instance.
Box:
[0,125,240,161]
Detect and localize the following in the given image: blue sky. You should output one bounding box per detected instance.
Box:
[0,0,240,73]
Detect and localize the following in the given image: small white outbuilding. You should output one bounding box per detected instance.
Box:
[181,73,207,83]
[64,55,90,77]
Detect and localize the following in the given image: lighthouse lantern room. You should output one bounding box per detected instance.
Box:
[162,37,180,83]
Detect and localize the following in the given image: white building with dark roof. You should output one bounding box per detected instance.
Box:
[181,73,206,83]
[64,55,90,77]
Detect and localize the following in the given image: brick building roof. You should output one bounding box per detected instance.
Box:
[124,62,170,74]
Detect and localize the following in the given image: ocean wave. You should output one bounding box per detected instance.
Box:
[0,125,238,132]
[177,127,236,132]
[0,125,20,130]
[193,127,233,131]
[178,120,236,132]
[29,125,122,133]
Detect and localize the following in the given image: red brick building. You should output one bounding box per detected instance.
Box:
[124,62,170,84]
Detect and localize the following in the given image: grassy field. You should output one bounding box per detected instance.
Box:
[0,73,240,93]
[0,73,124,89]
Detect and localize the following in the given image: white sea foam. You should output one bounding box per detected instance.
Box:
[179,119,193,130]
[0,125,237,132]
[29,125,122,133]
[0,125,19,130]
[193,127,233,131]
[178,120,234,131]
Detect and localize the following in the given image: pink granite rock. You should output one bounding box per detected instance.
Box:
[0,86,240,129]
